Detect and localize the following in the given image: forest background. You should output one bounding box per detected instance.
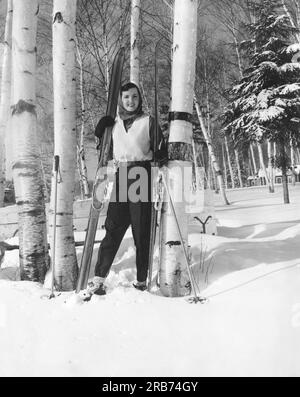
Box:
[1,0,282,199]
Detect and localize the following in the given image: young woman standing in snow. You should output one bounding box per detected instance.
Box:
[87,82,167,295]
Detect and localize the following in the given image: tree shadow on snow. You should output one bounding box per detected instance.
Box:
[190,222,300,290]
[217,220,300,239]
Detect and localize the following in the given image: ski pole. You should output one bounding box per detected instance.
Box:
[147,38,163,291]
[49,155,59,299]
[160,171,206,303]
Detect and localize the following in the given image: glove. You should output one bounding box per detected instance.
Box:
[155,149,168,168]
[95,115,115,139]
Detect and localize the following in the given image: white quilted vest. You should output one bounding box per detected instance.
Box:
[112,115,153,162]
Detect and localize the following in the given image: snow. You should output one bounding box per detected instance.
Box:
[258,105,285,122]
[1,185,300,376]
[286,43,300,54]
[281,62,300,72]
[280,83,300,95]
[257,89,272,109]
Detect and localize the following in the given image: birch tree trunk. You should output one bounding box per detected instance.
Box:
[257,142,273,193]
[267,140,275,193]
[52,0,78,290]
[11,0,48,282]
[224,135,235,188]
[76,39,90,199]
[290,139,295,165]
[103,31,110,98]
[234,148,243,188]
[211,159,218,192]
[222,144,228,189]
[296,1,300,32]
[192,138,200,190]
[130,0,140,86]
[0,0,13,206]
[101,1,110,98]
[194,96,230,205]
[280,143,290,204]
[296,147,300,163]
[248,159,254,185]
[250,143,258,175]
[248,150,253,177]
[282,0,300,42]
[234,36,244,79]
[225,54,242,189]
[159,0,198,297]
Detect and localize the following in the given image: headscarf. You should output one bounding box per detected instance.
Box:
[118,82,144,124]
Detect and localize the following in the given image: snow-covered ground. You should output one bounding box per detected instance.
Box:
[0,184,300,377]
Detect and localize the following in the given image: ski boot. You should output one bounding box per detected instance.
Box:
[88,276,107,296]
[80,277,106,301]
[133,281,147,291]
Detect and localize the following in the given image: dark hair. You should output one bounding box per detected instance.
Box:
[120,82,140,94]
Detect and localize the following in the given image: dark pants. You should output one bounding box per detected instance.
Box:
[95,162,152,282]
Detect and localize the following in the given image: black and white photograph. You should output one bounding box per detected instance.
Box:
[0,0,299,378]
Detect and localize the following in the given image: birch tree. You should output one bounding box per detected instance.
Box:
[0,0,13,206]
[194,96,230,205]
[222,143,228,189]
[281,0,300,42]
[51,0,78,290]
[224,135,235,188]
[267,140,275,191]
[11,0,48,282]
[250,143,258,176]
[257,142,274,192]
[130,0,141,85]
[159,0,198,297]
[234,148,243,187]
[76,39,90,199]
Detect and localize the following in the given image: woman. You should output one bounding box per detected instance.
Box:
[87,82,167,296]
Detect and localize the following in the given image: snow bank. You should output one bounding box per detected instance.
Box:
[0,184,300,376]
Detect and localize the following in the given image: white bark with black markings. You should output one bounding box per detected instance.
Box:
[52,0,78,290]
[234,148,243,188]
[75,39,90,200]
[159,0,197,297]
[267,140,275,193]
[130,0,141,85]
[11,0,49,282]
[250,143,258,175]
[224,135,235,189]
[0,0,13,206]
[194,96,230,205]
[257,142,273,193]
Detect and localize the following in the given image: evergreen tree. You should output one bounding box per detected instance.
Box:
[223,0,300,203]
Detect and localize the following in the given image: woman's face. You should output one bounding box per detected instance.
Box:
[121,87,140,112]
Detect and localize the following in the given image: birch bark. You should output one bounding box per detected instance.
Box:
[11,0,48,282]
[51,0,78,290]
[0,0,13,206]
[130,0,141,86]
[160,0,198,297]
[76,39,90,199]
[234,148,243,188]
[194,96,230,205]
[224,135,235,188]
[267,140,275,193]
[257,142,273,193]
